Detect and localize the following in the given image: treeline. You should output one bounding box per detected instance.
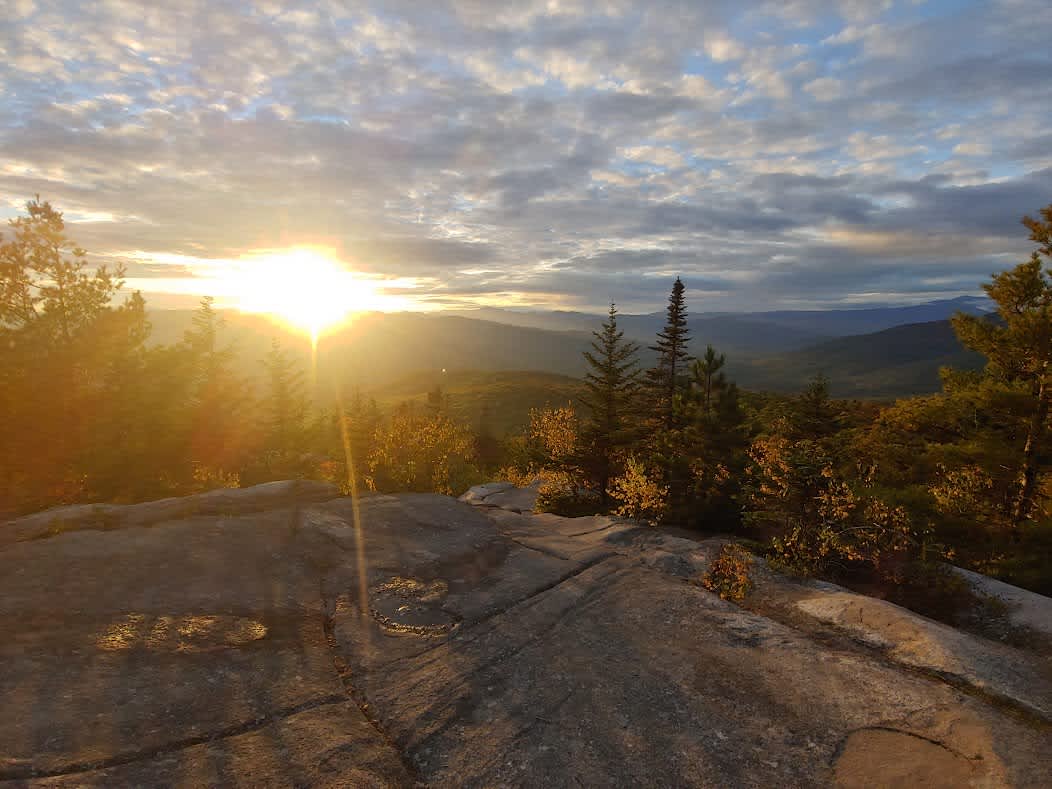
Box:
[1,199,1050,597]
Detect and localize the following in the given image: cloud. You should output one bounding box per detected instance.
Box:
[0,0,1049,313]
[803,77,843,102]
[952,142,992,157]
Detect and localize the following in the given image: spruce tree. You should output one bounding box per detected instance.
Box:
[647,277,692,427]
[581,303,641,500]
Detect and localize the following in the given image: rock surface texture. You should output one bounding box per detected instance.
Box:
[2,482,1050,787]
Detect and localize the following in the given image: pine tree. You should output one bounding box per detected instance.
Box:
[581,303,641,501]
[952,207,1052,525]
[646,277,691,427]
[693,345,726,413]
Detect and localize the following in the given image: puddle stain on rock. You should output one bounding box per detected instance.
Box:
[833,727,979,788]
[369,577,459,636]
[95,613,267,653]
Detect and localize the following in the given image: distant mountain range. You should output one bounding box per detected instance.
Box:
[145,295,991,400]
[448,295,991,351]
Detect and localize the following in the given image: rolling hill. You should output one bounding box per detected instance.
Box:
[731,319,985,398]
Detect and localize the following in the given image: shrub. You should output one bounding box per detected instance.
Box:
[189,463,240,492]
[367,410,479,495]
[494,465,538,488]
[607,456,669,524]
[702,543,755,602]
[535,470,599,517]
[765,474,913,578]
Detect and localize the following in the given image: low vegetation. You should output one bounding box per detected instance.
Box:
[2,198,1051,603]
[702,544,755,602]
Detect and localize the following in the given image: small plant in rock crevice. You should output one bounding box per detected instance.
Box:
[702,543,755,602]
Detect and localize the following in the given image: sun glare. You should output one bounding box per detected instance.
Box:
[220,247,382,340]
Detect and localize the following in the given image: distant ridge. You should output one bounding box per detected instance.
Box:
[143,296,991,400]
[731,319,985,398]
[447,295,992,351]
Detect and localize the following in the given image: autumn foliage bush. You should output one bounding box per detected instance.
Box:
[745,427,914,578]
[702,543,754,602]
[607,455,669,524]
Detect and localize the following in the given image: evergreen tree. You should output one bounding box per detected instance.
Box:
[81,291,158,499]
[0,197,140,512]
[693,345,726,413]
[475,403,502,472]
[581,303,641,501]
[260,338,308,461]
[790,374,838,442]
[679,347,748,527]
[426,383,448,415]
[333,388,383,490]
[646,277,692,427]
[182,297,251,479]
[952,207,1052,524]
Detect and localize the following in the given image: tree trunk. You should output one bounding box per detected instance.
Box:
[1012,368,1049,526]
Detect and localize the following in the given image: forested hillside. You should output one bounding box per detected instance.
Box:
[731,320,986,396]
[369,370,586,437]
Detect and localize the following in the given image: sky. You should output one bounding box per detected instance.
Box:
[1,0,1050,314]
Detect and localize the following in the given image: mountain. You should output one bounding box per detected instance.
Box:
[445,296,992,355]
[443,307,607,334]
[731,319,986,398]
[706,296,992,339]
[145,310,595,391]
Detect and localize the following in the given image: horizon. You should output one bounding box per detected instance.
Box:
[147,291,992,320]
[2,1,1050,321]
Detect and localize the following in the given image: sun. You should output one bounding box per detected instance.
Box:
[221,247,376,340]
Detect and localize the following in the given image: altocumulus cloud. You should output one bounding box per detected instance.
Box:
[1,0,1050,311]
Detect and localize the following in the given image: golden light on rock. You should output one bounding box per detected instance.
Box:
[96,613,268,653]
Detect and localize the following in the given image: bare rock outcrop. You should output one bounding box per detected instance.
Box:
[1,482,1049,787]
[460,480,541,513]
